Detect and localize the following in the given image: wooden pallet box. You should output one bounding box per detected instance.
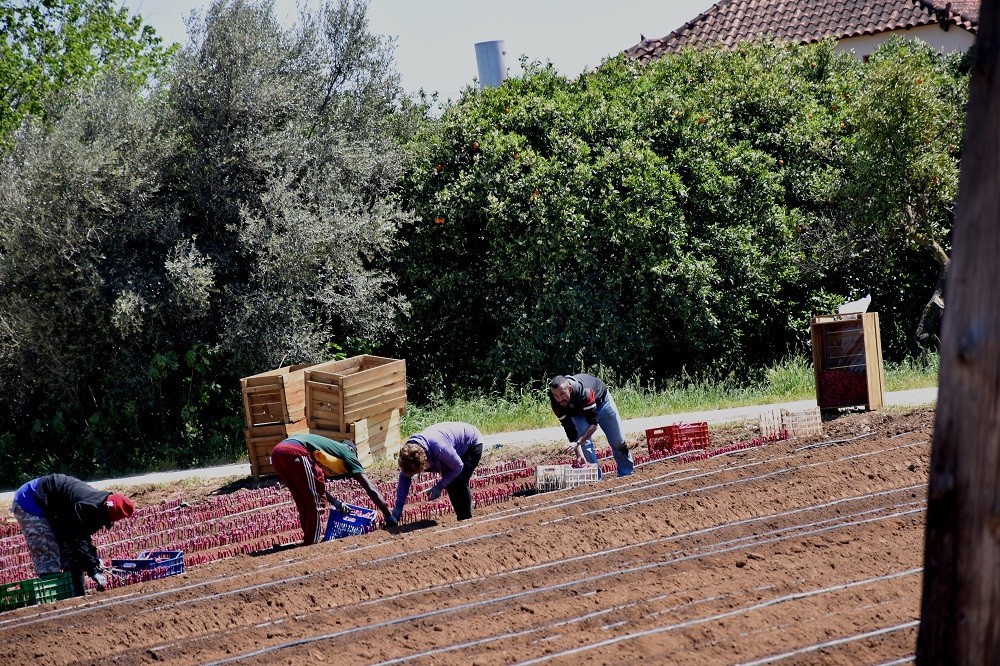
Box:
[240,355,407,476]
[811,312,885,411]
[240,363,314,429]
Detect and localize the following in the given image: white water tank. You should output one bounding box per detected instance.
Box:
[475,40,506,88]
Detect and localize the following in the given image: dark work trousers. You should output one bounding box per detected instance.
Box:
[445,442,483,520]
[270,440,326,545]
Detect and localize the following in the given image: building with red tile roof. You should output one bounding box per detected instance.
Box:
[626,0,976,61]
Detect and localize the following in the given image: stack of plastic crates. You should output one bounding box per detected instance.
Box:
[646,422,710,455]
[534,464,600,493]
[110,550,185,584]
[0,572,75,612]
[324,504,377,541]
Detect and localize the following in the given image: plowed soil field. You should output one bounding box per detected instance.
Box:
[0,407,934,665]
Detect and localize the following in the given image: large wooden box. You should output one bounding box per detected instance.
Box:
[810,312,885,411]
[240,355,407,476]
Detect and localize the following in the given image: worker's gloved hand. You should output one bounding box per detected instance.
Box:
[390,506,403,523]
[332,499,352,515]
[425,486,442,501]
[563,442,578,454]
[383,512,398,528]
[91,570,108,591]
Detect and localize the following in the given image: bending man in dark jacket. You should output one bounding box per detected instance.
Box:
[549,373,634,478]
[11,474,135,595]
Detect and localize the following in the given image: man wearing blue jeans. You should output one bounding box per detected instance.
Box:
[549,374,634,477]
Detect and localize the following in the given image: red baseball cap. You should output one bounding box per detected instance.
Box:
[105,493,135,522]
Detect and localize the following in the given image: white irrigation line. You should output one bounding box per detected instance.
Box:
[541,443,927,526]
[734,620,920,665]
[53,498,930,662]
[369,602,636,666]
[0,439,927,640]
[199,507,927,665]
[875,657,915,665]
[370,573,917,666]
[0,450,927,635]
[509,571,923,666]
[351,495,925,613]
[795,431,877,452]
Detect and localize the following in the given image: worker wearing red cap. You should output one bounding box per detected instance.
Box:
[11,474,135,595]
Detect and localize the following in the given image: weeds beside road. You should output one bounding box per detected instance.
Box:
[402,353,939,437]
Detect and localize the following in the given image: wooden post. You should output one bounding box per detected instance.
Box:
[917,1,1000,661]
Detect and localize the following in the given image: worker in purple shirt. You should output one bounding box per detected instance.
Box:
[391,421,484,521]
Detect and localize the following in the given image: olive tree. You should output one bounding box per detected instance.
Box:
[0,0,415,484]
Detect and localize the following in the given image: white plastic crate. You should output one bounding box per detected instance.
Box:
[783,407,823,437]
[758,409,784,438]
[562,464,599,488]
[535,464,600,492]
[535,465,565,493]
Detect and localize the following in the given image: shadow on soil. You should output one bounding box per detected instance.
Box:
[385,519,438,535]
[250,542,302,557]
[211,475,284,496]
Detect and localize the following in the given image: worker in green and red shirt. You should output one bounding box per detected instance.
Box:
[549,373,634,478]
[270,433,395,544]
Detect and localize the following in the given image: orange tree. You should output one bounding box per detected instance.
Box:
[397,39,966,396]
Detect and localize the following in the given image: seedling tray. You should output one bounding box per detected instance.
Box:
[324,504,377,541]
[111,550,185,577]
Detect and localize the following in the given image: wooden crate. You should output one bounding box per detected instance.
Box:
[240,355,406,476]
[240,364,313,428]
[244,424,287,477]
[304,355,407,430]
[810,312,885,411]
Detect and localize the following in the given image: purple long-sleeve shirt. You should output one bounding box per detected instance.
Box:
[394,422,483,509]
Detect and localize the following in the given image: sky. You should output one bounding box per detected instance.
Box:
[125,0,718,102]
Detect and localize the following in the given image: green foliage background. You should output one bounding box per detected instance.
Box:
[0,0,969,487]
[397,41,965,396]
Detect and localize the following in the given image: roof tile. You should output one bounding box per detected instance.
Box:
[625,0,978,61]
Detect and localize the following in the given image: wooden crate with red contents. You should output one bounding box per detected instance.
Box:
[645,422,710,455]
[811,312,885,411]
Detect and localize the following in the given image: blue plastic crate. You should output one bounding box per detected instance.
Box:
[324,504,377,541]
[111,550,185,577]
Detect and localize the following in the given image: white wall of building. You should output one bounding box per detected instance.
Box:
[835,24,975,58]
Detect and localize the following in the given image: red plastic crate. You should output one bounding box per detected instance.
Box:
[645,426,672,454]
[646,422,710,454]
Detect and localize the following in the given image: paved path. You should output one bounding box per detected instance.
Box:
[0,388,937,503]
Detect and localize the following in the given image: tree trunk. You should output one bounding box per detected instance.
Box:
[914,259,948,350]
[917,0,1000,662]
